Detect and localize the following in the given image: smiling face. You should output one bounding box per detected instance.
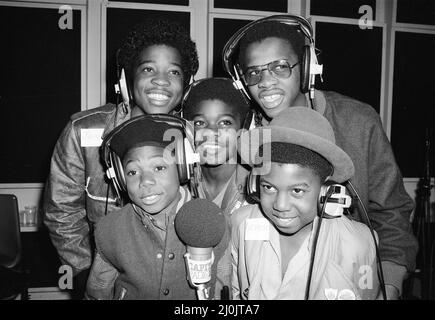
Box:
[192,99,241,166]
[242,37,307,120]
[123,145,180,215]
[132,45,184,115]
[259,162,322,235]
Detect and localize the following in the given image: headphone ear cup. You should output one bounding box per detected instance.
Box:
[242,110,256,131]
[112,151,126,192]
[300,45,311,94]
[318,182,330,211]
[247,173,260,203]
[176,137,188,184]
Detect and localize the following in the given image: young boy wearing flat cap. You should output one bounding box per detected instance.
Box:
[231,107,380,300]
[85,116,225,300]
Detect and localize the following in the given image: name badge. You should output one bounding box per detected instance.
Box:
[80,128,104,147]
[245,218,269,241]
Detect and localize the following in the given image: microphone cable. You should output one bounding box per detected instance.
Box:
[347,180,387,300]
[309,96,315,110]
[304,186,334,300]
[104,73,123,216]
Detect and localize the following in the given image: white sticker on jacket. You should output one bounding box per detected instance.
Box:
[245,218,269,240]
[81,128,104,147]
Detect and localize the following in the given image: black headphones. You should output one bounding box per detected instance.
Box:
[180,77,255,131]
[222,14,323,101]
[246,172,351,218]
[114,49,195,114]
[101,114,200,201]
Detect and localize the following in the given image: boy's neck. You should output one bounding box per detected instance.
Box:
[201,162,236,199]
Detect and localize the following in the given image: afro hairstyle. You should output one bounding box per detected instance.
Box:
[182,78,251,126]
[118,18,199,88]
[238,21,306,69]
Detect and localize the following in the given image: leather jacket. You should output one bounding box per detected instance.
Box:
[43,103,131,275]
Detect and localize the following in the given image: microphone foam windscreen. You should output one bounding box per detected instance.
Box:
[175,198,226,248]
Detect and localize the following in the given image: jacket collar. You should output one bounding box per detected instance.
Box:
[220,164,249,214]
[103,102,132,137]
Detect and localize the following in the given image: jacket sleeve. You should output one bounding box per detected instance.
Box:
[43,120,92,275]
[364,113,418,293]
[85,251,119,300]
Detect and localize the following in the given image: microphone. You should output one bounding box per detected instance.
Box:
[174,199,226,300]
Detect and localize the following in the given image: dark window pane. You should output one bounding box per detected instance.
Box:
[396,0,435,26]
[214,0,287,12]
[0,6,81,183]
[212,18,253,77]
[310,0,376,19]
[314,21,383,113]
[109,0,189,5]
[391,32,435,177]
[106,8,190,103]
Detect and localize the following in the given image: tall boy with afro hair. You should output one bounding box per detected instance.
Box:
[43,18,199,299]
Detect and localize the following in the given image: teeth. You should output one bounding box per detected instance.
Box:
[263,94,281,102]
[277,216,296,225]
[147,93,169,101]
[142,194,159,204]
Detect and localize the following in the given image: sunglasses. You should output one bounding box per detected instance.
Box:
[243,59,299,86]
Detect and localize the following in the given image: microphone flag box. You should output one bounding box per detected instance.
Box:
[185,251,214,284]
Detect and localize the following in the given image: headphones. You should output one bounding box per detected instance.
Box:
[180,77,250,112]
[114,49,195,113]
[180,77,254,131]
[222,14,323,100]
[101,114,200,201]
[246,173,351,218]
[114,49,133,107]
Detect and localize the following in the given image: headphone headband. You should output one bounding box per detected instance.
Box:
[101,114,200,201]
[180,77,250,112]
[222,14,314,79]
[222,14,322,100]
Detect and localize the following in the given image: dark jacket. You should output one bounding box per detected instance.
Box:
[43,103,130,275]
[321,91,418,292]
[86,187,227,300]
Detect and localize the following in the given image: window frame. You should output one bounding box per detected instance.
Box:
[0,0,86,190]
[392,0,435,30]
[309,15,388,133]
[100,0,202,104]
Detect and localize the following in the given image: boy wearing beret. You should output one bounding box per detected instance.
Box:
[85,116,224,300]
